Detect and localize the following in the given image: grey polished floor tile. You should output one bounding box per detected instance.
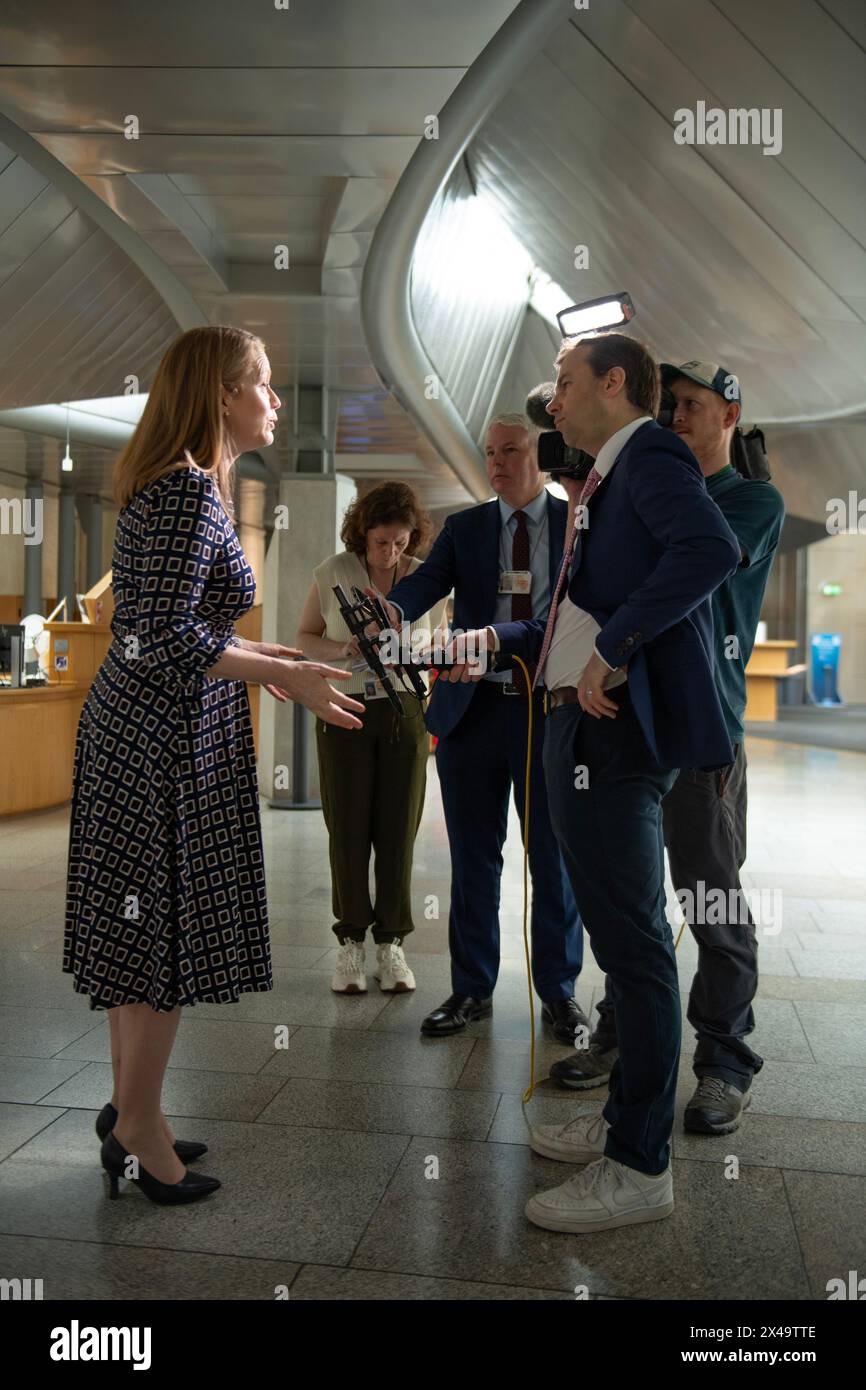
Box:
[0,1233,299,1301]
[676,1062,866,1124]
[791,949,866,980]
[266,944,332,970]
[290,1263,574,1300]
[680,997,813,1063]
[191,970,392,1029]
[0,1103,67,1161]
[756,975,866,1005]
[488,1093,604,1145]
[782,1170,866,1298]
[0,1120,409,1267]
[351,1138,810,1298]
[810,900,866,931]
[0,891,66,930]
[456,1037,583,1095]
[676,1111,866,1177]
[0,1057,90,1104]
[0,1005,105,1058]
[794,931,866,952]
[53,1017,295,1074]
[256,1076,500,1140]
[36,1061,287,1123]
[266,921,340,948]
[0,952,92,1009]
[0,920,65,952]
[261,1026,474,1089]
[367,983,556,1044]
[792,1002,866,1067]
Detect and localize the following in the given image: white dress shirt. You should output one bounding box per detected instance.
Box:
[491,415,653,692]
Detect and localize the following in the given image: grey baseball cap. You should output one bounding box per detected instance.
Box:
[661,359,743,410]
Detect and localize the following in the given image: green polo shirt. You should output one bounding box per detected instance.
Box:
[705,465,785,745]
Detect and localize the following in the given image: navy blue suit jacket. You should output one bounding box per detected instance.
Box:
[495,421,740,771]
[388,492,568,739]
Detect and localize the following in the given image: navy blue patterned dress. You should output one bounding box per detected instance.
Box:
[64,466,272,1011]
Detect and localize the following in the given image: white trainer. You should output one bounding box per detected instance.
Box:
[526,1155,674,1233]
[331,942,367,994]
[373,942,416,993]
[530,1109,609,1163]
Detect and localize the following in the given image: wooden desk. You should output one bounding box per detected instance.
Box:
[43,622,112,687]
[2,608,264,815]
[745,640,798,721]
[0,684,85,815]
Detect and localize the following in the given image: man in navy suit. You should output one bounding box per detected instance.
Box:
[443,334,739,1233]
[378,414,586,1040]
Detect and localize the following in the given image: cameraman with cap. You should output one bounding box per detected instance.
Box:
[554,361,785,1137]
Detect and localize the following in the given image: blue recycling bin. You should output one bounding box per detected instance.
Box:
[810,633,842,706]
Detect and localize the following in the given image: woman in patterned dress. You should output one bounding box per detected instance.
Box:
[64,325,364,1204]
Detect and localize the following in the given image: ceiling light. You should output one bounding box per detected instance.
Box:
[556,292,636,339]
[61,403,74,472]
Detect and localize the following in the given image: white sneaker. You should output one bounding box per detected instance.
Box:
[331,942,367,993]
[526,1155,674,1233]
[373,942,416,993]
[530,1109,609,1163]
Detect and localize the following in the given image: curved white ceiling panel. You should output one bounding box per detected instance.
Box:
[470,0,866,424]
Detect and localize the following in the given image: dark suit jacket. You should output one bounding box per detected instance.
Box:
[495,420,740,770]
[387,492,568,739]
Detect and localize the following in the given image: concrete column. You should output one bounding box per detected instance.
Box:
[259,472,356,805]
[22,475,44,618]
[81,496,104,589]
[57,483,76,618]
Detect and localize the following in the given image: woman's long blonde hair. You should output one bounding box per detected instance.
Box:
[114,325,266,512]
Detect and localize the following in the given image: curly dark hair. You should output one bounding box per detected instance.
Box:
[340,480,432,556]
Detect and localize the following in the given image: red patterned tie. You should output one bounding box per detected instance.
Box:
[531,467,604,691]
[511,510,532,620]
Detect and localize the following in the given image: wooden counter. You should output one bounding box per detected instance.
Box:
[43,622,112,687]
[0,683,86,816]
[745,640,798,721]
[2,606,264,816]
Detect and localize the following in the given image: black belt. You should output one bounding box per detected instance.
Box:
[480,678,540,697]
[549,683,631,710]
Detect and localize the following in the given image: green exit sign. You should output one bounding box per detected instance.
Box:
[821,583,843,596]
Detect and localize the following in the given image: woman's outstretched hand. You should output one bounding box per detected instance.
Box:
[269,659,364,729]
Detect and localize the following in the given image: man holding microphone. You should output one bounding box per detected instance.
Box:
[368,414,587,1043]
[443,332,740,1233]
[554,361,785,1138]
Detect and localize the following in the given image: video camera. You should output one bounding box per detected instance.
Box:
[528,378,768,481]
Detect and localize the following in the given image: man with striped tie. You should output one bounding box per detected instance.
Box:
[441,332,740,1233]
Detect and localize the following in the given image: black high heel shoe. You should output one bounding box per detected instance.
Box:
[101,1132,220,1206]
[95,1103,208,1163]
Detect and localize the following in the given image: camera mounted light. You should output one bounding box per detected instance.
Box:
[556,292,635,340]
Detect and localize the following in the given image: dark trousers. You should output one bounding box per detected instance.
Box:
[435,680,583,1001]
[316,693,428,943]
[543,687,679,1175]
[594,742,763,1089]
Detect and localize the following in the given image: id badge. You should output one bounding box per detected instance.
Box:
[363,675,388,701]
[499,569,532,595]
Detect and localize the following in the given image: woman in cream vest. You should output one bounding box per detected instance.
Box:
[296,482,447,994]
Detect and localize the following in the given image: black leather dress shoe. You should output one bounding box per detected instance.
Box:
[420,993,493,1036]
[95,1103,208,1164]
[541,998,591,1044]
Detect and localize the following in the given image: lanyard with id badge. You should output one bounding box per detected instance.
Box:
[499,512,542,599]
[499,570,532,597]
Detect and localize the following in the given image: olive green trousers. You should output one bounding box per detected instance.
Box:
[315,693,428,943]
